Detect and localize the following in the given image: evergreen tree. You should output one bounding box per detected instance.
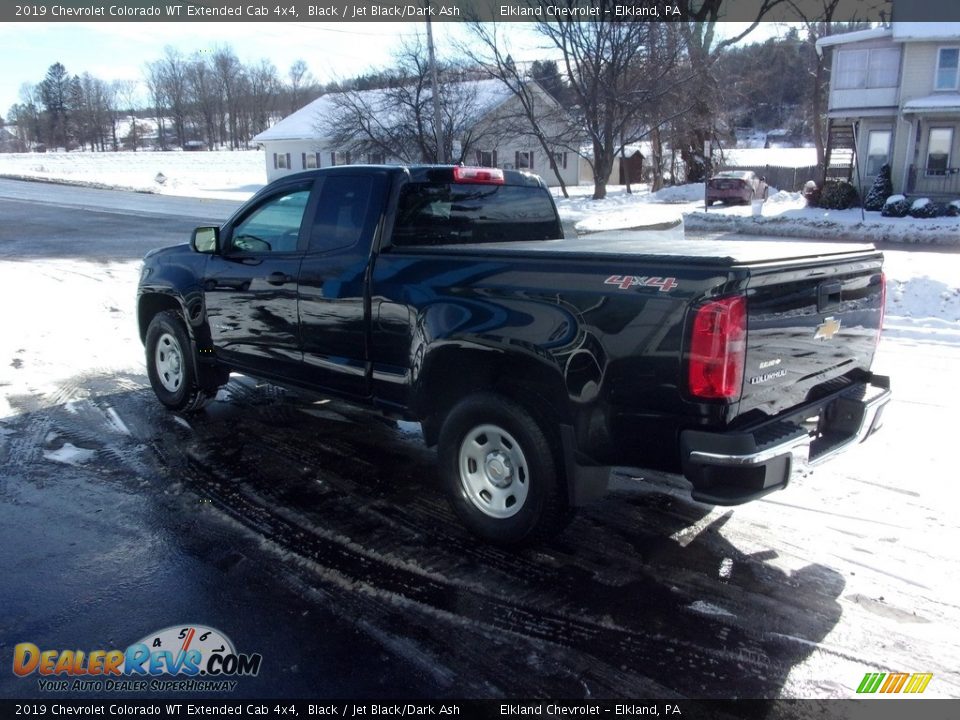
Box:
[39,62,70,149]
[863,163,893,211]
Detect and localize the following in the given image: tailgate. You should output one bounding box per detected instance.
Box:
[737,252,885,420]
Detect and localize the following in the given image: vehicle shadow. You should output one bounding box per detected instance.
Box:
[0,372,846,703]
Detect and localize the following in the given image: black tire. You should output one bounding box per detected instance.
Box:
[438,393,573,545]
[145,310,211,413]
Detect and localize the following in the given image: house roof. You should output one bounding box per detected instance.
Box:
[892,22,960,41]
[903,93,960,113]
[817,22,960,50]
[816,27,893,50]
[253,78,519,144]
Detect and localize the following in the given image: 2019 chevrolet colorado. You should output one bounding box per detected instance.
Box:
[138,165,891,543]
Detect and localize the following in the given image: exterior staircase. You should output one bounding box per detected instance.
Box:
[824,120,857,183]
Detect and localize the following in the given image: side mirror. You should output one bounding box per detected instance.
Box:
[191,227,219,254]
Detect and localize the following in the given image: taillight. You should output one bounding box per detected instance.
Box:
[688,295,747,400]
[453,166,504,184]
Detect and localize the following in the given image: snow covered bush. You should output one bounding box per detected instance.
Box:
[816,180,860,210]
[863,164,893,211]
[909,198,949,218]
[949,200,960,217]
[881,194,911,217]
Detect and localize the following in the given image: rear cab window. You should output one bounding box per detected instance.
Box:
[391,181,561,246]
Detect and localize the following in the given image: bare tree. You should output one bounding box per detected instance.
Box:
[186,53,220,148]
[247,60,281,138]
[287,59,316,112]
[213,47,244,149]
[460,21,581,197]
[157,47,190,148]
[322,39,497,164]
[672,0,785,182]
[144,60,169,150]
[534,1,688,199]
[113,80,143,151]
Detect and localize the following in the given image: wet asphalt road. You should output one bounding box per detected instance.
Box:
[0,179,958,704]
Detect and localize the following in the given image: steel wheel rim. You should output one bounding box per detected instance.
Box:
[458,423,529,519]
[155,332,184,394]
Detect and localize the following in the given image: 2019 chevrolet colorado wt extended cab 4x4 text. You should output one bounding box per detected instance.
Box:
[138,165,891,543]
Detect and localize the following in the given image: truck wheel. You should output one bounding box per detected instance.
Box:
[145,310,211,413]
[438,393,572,545]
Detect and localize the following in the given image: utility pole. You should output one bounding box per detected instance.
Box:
[425,5,445,163]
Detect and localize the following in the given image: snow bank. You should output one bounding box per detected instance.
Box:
[553,185,960,245]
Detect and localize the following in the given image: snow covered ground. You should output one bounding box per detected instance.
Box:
[0,149,266,201]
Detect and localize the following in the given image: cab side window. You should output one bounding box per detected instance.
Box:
[230,189,311,254]
[310,175,375,252]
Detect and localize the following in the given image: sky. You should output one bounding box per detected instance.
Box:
[0,21,787,121]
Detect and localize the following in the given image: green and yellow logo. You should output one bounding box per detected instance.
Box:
[857,672,933,694]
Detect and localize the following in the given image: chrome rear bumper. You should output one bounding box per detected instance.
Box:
[680,376,891,505]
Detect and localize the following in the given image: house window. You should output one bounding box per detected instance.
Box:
[551,151,567,170]
[515,151,533,170]
[302,152,319,169]
[273,152,291,170]
[865,130,892,176]
[330,151,352,166]
[926,128,953,175]
[475,150,496,167]
[836,47,900,89]
[935,48,959,91]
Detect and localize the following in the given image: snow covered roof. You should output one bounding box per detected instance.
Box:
[903,94,960,113]
[252,78,517,143]
[892,22,960,41]
[816,27,893,50]
[817,22,960,51]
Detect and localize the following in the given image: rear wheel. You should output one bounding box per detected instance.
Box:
[145,310,211,412]
[438,393,573,544]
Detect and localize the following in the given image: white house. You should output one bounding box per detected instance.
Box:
[251,78,583,188]
[817,21,960,197]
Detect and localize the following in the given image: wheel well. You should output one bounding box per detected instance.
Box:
[416,347,570,447]
[138,294,182,343]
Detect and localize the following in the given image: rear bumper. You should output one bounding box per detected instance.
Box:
[680,375,891,505]
[706,189,750,202]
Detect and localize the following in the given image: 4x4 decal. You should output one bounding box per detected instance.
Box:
[605,275,678,292]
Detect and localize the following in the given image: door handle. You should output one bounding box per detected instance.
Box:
[266,272,294,286]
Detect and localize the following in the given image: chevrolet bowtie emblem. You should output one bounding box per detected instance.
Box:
[815,317,842,340]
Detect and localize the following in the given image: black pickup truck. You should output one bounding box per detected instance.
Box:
[138,165,891,543]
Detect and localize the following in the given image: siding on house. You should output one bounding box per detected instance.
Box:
[821,22,960,197]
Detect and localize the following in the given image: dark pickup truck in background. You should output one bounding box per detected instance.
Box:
[137,165,891,543]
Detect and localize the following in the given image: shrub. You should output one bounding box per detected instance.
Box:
[949,200,960,217]
[881,195,910,218]
[909,199,949,218]
[816,180,860,210]
[863,164,893,211]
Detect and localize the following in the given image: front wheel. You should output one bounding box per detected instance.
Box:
[145,310,211,412]
[438,393,573,545]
